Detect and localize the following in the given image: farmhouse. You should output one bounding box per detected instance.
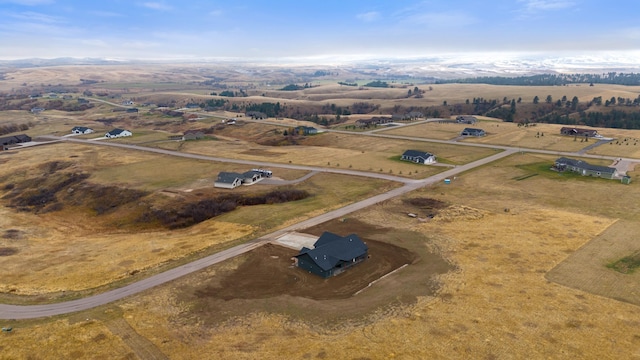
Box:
[71,126,94,134]
[456,115,478,124]
[401,150,436,164]
[553,157,618,179]
[560,127,598,137]
[105,129,132,138]
[294,232,368,278]
[30,107,44,114]
[214,170,267,189]
[461,128,486,136]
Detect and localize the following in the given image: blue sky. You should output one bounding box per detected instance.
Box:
[0,0,638,60]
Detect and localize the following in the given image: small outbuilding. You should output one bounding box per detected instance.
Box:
[294,232,368,278]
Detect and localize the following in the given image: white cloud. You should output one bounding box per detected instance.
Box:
[356,11,380,22]
[9,11,63,24]
[518,0,576,13]
[141,2,172,11]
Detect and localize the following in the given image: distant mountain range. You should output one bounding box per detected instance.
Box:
[1,53,639,79]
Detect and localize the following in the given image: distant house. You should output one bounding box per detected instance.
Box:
[294,232,368,278]
[185,103,200,109]
[126,108,139,113]
[122,100,134,106]
[401,150,436,164]
[214,170,266,189]
[30,107,45,114]
[294,126,318,135]
[553,157,618,179]
[456,115,478,124]
[182,130,205,141]
[560,127,598,137]
[77,98,89,104]
[461,128,485,136]
[71,126,94,134]
[105,128,132,138]
[355,117,393,128]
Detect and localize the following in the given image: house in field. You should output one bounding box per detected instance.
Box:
[0,134,32,149]
[553,157,618,179]
[401,150,436,164]
[182,130,205,141]
[461,127,486,137]
[71,126,94,134]
[294,126,318,135]
[560,127,598,137]
[126,108,139,113]
[456,115,478,124]
[214,170,267,189]
[185,103,200,109]
[294,232,368,278]
[30,107,45,114]
[105,128,132,138]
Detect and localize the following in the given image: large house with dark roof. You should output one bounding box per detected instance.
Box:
[560,127,598,137]
[294,232,368,278]
[0,134,31,150]
[553,157,618,179]
[401,150,436,164]
[105,129,132,138]
[461,128,486,137]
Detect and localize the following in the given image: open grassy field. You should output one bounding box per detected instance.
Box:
[2,148,640,358]
[0,142,398,297]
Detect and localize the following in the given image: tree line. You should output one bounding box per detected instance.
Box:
[436,72,640,86]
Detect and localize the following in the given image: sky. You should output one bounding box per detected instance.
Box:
[0,0,639,61]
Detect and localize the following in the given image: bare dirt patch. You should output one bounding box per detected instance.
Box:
[177,218,453,326]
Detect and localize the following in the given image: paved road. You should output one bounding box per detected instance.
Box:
[2,122,638,319]
[0,143,516,319]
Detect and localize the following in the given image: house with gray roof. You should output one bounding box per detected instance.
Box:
[294,232,368,278]
[401,150,436,164]
[214,170,267,189]
[461,128,485,136]
[553,157,618,179]
[105,128,132,138]
[71,126,94,134]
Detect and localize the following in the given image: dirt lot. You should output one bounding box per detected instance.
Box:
[176,217,452,326]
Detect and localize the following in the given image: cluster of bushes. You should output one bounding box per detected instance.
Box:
[143,188,310,229]
[0,123,31,136]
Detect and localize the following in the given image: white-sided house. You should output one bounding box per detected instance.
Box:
[71,126,95,134]
[214,172,244,189]
[105,128,132,138]
[214,170,266,189]
[401,150,437,164]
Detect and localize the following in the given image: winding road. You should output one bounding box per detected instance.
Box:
[0,123,636,319]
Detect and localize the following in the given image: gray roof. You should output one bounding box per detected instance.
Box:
[107,128,128,136]
[402,150,434,158]
[555,157,616,174]
[72,126,91,132]
[216,172,243,183]
[296,232,368,271]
